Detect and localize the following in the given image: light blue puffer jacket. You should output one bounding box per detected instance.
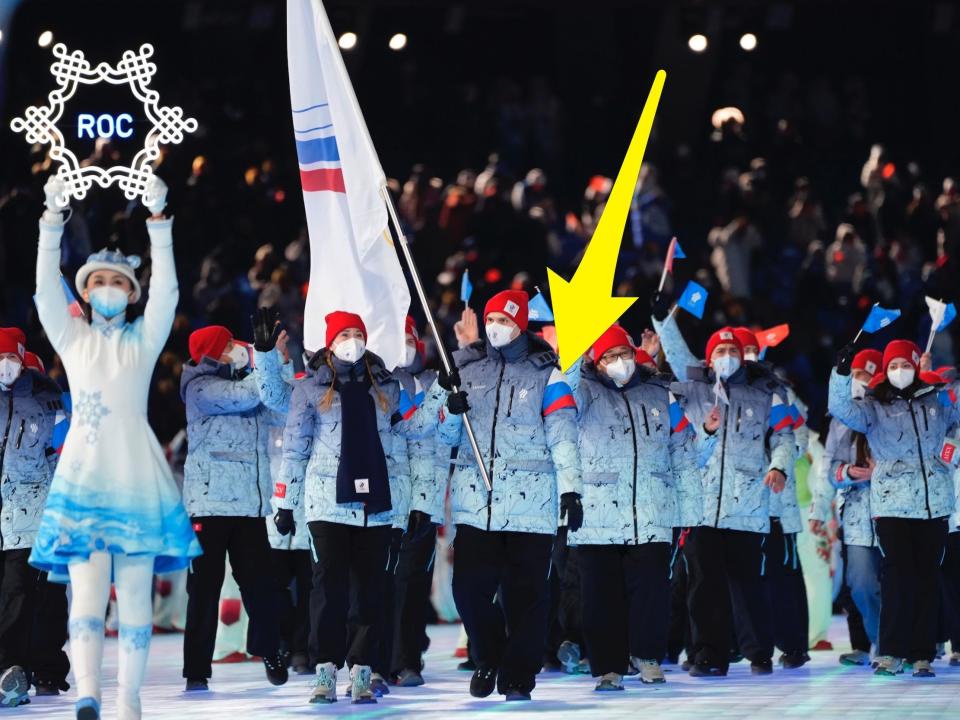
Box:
[672,367,797,533]
[180,359,274,518]
[0,370,60,550]
[829,370,960,520]
[569,364,701,546]
[400,366,444,524]
[823,416,875,547]
[437,333,582,536]
[275,352,416,527]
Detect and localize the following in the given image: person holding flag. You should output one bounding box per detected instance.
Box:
[830,339,960,677]
[671,328,796,677]
[435,289,583,702]
[568,324,701,690]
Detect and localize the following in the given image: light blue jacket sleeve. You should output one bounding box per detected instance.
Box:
[828,370,872,434]
[768,393,797,475]
[544,407,583,497]
[140,218,178,357]
[437,391,464,447]
[652,311,702,383]
[277,381,315,511]
[670,422,703,527]
[186,373,262,416]
[254,348,293,413]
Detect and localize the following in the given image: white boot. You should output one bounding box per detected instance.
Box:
[350,665,376,705]
[634,658,666,684]
[309,663,337,704]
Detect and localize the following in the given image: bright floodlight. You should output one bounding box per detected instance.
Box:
[388,33,407,51]
[740,33,757,51]
[688,34,708,53]
[0,29,4,44]
[338,32,357,50]
[38,30,53,47]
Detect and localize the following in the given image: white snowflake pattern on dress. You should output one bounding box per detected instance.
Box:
[73,390,111,445]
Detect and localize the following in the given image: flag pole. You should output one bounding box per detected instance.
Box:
[381,186,492,493]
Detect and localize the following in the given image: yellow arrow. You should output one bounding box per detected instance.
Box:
[548,69,666,371]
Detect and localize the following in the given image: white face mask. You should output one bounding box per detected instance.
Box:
[605,357,635,386]
[88,286,129,318]
[486,323,517,348]
[404,345,417,367]
[227,344,249,371]
[333,337,365,363]
[744,351,759,362]
[0,358,22,387]
[851,378,868,400]
[888,367,915,390]
[713,355,740,380]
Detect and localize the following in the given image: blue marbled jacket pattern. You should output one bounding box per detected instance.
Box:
[823,416,876,547]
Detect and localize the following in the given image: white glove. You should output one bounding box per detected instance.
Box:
[43,176,68,212]
[143,175,168,216]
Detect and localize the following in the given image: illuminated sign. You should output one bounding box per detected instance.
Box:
[77,113,135,139]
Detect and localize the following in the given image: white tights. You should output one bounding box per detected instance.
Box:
[68,552,154,720]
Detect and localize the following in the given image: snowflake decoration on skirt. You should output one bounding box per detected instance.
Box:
[73,390,111,445]
[9,43,197,202]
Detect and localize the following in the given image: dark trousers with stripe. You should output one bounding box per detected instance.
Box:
[391,525,437,675]
[761,520,809,655]
[685,526,773,670]
[875,517,947,662]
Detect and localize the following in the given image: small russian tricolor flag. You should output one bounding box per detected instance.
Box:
[664,237,685,274]
[542,369,577,417]
[769,393,794,432]
[398,378,426,421]
[668,391,690,434]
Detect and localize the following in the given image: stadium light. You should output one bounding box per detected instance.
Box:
[38,30,53,48]
[0,29,4,44]
[388,33,407,51]
[740,32,757,51]
[688,34,708,53]
[338,32,357,50]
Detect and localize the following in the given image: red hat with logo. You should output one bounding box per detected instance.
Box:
[920,370,946,386]
[324,311,366,349]
[882,339,922,373]
[635,348,656,367]
[705,327,743,364]
[733,327,759,352]
[405,315,425,358]
[23,352,45,374]
[852,349,882,376]
[0,328,26,360]
[189,326,232,364]
[591,325,633,361]
[483,290,529,332]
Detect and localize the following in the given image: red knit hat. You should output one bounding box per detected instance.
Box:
[324,311,366,349]
[920,371,945,385]
[635,348,656,367]
[405,315,425,357]
[0,328,26,360]
[733,327,759,352]
[591,325,633,361]
[189,326,232,364]
[882,339,921,373]
[483,290,529,332]
[852,349,882,376]
[23,352,45,374]
[705,327,742,364]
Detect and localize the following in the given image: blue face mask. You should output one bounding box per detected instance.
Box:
[88,286,129,319]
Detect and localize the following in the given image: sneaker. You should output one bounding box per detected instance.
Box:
[34,678,69,696]
[626,657,641,676]
[0,666,29,708]
[350,665,376,704]
[309,663,338,704]
[689,662,726,677]
[680,659,693,672]
[874,656,904,676]
[594,672,624,691]
[291,653,313,675]
[184,678,208,692]
[469,667,497,698]
[263,654,289,686]
[950,652,960,667]
[635,658,666,684]
[912,660,936,678]
[556,641,582,674]
[458,658,477,672]
[394,668,425,687]
[779,652,810,669]
[370,673,390,697]
[75,697,101,720]
[839,650,872,666]
[750,659,774,675]
[503,684,531,702]
[935,643,946,659]
[541,657,563,672]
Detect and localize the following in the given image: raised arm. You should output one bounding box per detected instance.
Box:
[185,373,262,416]
[140,218,178,357]
[827,370,870,434]
[652,310,702,383]
[254,348,294,414]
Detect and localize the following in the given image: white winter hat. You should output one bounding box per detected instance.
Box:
[75,248,142,302]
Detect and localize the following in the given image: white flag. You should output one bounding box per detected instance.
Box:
[287,0,410,368]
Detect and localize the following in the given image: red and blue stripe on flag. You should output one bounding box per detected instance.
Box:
[542,369,577,417]
[398,378,426,421]
[769,393,793,432]
[668,391,690,434]
[293,102,345,193]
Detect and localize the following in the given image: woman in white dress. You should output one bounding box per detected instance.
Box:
[29,176,201,720]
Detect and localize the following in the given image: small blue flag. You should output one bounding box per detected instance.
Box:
[460,269,473,304]
[861,304,901,333]
[677,280,707,320]
[528,291,554,322]
[938,303,957,332]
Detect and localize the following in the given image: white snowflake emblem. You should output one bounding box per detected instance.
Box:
[745,408,754,418]
[73,390,111,445]
[9,43,197,201]
[650,407,660,418]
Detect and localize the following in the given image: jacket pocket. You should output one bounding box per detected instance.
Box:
[727,463,766,517]
[583,471,618,486]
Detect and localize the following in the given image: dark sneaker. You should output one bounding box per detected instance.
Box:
[503,684,532,702]
[470,667,497,698]
[394,668,425,687]
[689,662,726,677]
[750,659,774,675]
[370,673,390,697]
[184,678,209,692]
[264,655,289,686]
[458,658,477,672]
[779,652,810,669]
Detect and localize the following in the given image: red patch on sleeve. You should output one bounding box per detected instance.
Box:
[275,483,287,499]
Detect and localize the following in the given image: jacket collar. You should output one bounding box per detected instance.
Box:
[486,332,529,364]
[91,311,126,336]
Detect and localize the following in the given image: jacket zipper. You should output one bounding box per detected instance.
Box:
[0,397,14,551]
[254,415,264,519]
[640,403,650,436]
[735,405,742,433]
[907,398,932,519]
[715,402,729,527]
[621,391,640,543]
[486,362,506,531]
[14,420,25,450]
[506,387,515,417]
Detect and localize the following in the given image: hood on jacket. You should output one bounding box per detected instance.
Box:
[179,357,236,402]
[453,331,558,369]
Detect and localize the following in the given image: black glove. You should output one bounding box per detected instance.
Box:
[252,307,282,352]
[274,508,296,537]
[650,291,672,322]
[835,343,857,376]
[560,492,584,533]
[438,365,462,391]
[447,391,470,415]
[403,510,437,546]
